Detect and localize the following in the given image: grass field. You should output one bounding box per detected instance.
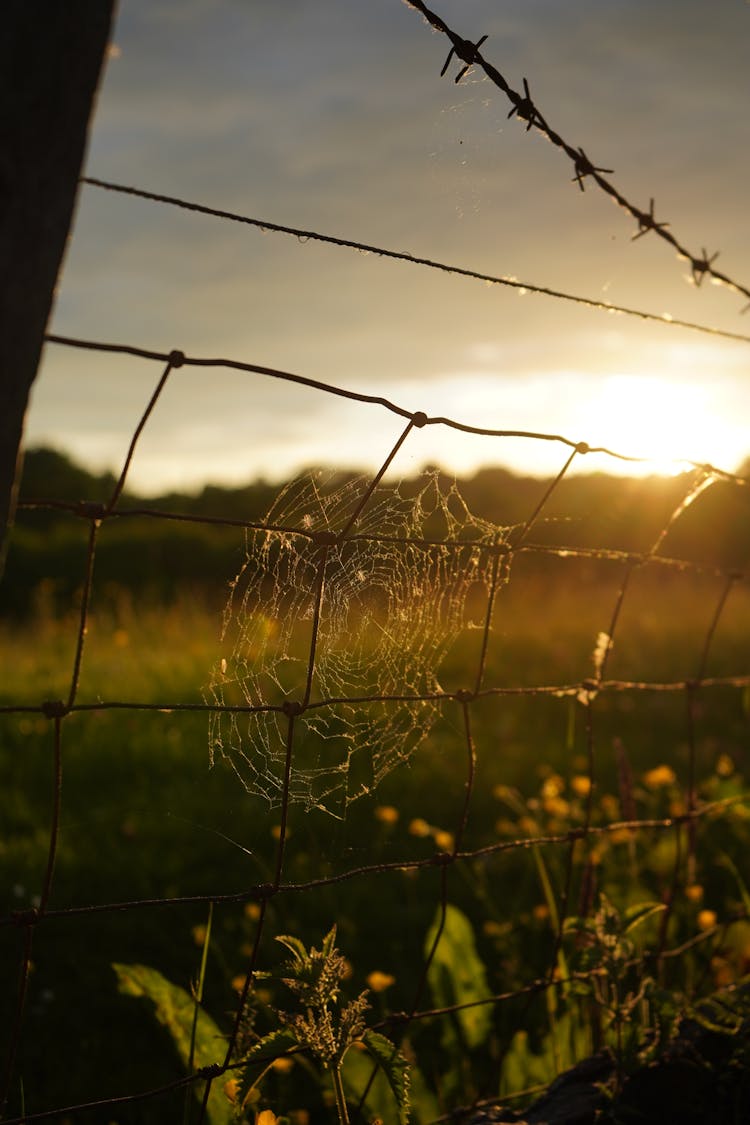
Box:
[1,561,749,1123]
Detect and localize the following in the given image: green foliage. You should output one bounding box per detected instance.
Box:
[499,1011,591,1098]
[236,927,410,1125]
[564,895,668,1073]
[113,962,233,1125]
[4,451,750,1120]
[342,1032,411,1125]
[425,904,492,1052]
[691,982,750,1037]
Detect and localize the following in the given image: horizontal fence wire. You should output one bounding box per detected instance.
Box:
[79,180,750,346]
[2,326,750,1124]
[3,37,750,1113]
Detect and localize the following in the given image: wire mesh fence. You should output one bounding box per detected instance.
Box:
[1,326,749,1124]
[2,5,750,1120]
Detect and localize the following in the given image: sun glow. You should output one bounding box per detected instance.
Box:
[578,374,730,475]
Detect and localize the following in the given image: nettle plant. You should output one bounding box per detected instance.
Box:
[115,925,409,1125]
[236,927,409,1125]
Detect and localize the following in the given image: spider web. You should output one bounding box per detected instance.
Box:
[205,471,503,815]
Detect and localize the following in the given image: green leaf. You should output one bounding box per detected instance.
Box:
[622,902,667,936]
[691,985,750,1037]
[341,1035,416,1125]
[499,1010,591,1098]
[425,904,492,1050]
[719,853,750,916]
[361,1031,410,1124]
[275,934,310,966]
[498,1029,556,1097]
[237,1027,300,1106]
[320,925,338,958]
[113,962,233,1125]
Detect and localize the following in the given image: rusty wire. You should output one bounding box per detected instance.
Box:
[402,0,750,311]
[1,330,749,1122]
[79,179,750,346]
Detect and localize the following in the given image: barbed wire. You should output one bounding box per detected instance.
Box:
[4,10,750,1113]
[402,0,750,311]
[78,179,750,346]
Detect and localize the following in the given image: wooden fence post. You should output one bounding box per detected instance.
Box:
[0,2,116,577]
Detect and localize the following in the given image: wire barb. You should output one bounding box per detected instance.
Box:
[690,248,720,287]
[402,0,750,307]
[571,147,615,192]
[507,78,539,132]
[440,33,488,83]
[631,198,670,241]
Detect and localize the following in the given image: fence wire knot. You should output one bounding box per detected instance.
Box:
[197,1062,225,1080]
[440,33,488,83]
[571,147,614,191]
[41,699,69,720]
[75,500,107,521]
[281,700,304,717]
[310,529,338,547]
[10,907,40,927]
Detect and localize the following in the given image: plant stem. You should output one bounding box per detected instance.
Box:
[331,1063,351,1125]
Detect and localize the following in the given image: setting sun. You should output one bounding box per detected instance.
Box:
[579,374,734,475]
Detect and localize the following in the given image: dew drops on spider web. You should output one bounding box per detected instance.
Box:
[204,470,506,815]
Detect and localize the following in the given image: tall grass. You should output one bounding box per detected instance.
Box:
[1,574,749,1121]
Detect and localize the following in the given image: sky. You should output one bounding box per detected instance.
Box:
[26,0,750,494]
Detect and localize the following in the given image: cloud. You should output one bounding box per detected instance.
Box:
[28,0,750,490]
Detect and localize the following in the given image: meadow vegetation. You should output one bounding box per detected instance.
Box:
[1,448,749,1123]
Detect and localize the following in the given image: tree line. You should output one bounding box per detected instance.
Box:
[2,446,748,617]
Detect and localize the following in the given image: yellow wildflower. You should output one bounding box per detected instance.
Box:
[433,829,455,852]
[543,796,570,818]
[495,817,516,836]
[685,883,704,903]
[374,804,399,825]
[366,970,396,992]
[711,955,734,987]
[272,1057,294,1073]
[482,920,510,938]
[609,827,635,845]
[716,753,735,777]
[600,794,620,819]
[244,902,262,921]
[571,775,591,798]
[257,1111,279,1125]
[541,774,564,799]
[408,817,432,838]
[643,765,677,790]
[532,904,550,922]
[697,909,718,932]
[191,924,207,947]
[231,973,248,993]
[223,1078,239,1104]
